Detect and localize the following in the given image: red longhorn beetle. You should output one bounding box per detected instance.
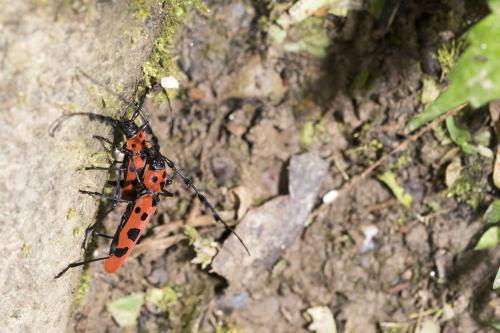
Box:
[52,69,248,277]
[53,123,249,278]
[49,105,158,249]
[55,144,250,277]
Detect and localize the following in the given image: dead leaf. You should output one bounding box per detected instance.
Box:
[445,157,462,188]
[494,146,500,189]
[188,87,206,100]
[306,306,337,333]
[490,100,500,138]
[231,186,252,220]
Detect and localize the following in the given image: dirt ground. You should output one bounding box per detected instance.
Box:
[8,0,499,332]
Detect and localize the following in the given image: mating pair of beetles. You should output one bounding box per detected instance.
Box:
[52,97,249,279]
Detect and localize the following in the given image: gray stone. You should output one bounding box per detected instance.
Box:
[212,152,328,289]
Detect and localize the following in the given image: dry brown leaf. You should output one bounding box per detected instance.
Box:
[494,146,500,189]
[231,186,253,220]
[445,157,462,188]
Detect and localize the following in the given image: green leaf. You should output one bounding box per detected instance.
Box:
[107,292,145,327]
[474,227,500,250]
[484,199,500,224]
[489,319,500,330]
[146,287,177,312]
[488,0,500,13]
[445,117,493,157]
[184,226,218,269]
[446,117,472,151]
[406,12,500,132]
[493,266,500,289]
[378,171,413,208]
[306,306,337,333]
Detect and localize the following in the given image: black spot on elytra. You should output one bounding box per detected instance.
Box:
[131,143,137,148]
[129,165,136,172]
[152,176,158,183]
[142,140,146,146]
[127,228,140,241]
[163,171,167,178]
[141,212,148,221]
[134,207,141,214]
[139,133,143,138]
[114,247,128,257]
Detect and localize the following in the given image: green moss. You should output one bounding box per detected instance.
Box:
[73,268,91,307]
[67,207,77,220]
[299,122,315,148]
[447,177,482,208]
[72,226,83,238]
[351,139,384,156]
[21,242,31,257]
[146,286,177,312]
[282,17,331,58]
[436,39,466,79]
[390,151,411,170]
[212,321,244,333]
[88,151,114,168]
[129,0,151,19]
[139,0,208,104]
[423,198,441,212]
[446,160,484,209]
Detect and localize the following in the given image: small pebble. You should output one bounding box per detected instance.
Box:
[160,76,179,89]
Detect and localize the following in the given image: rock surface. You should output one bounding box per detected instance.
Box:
[0,2,162,331]
[212,152,328,290]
